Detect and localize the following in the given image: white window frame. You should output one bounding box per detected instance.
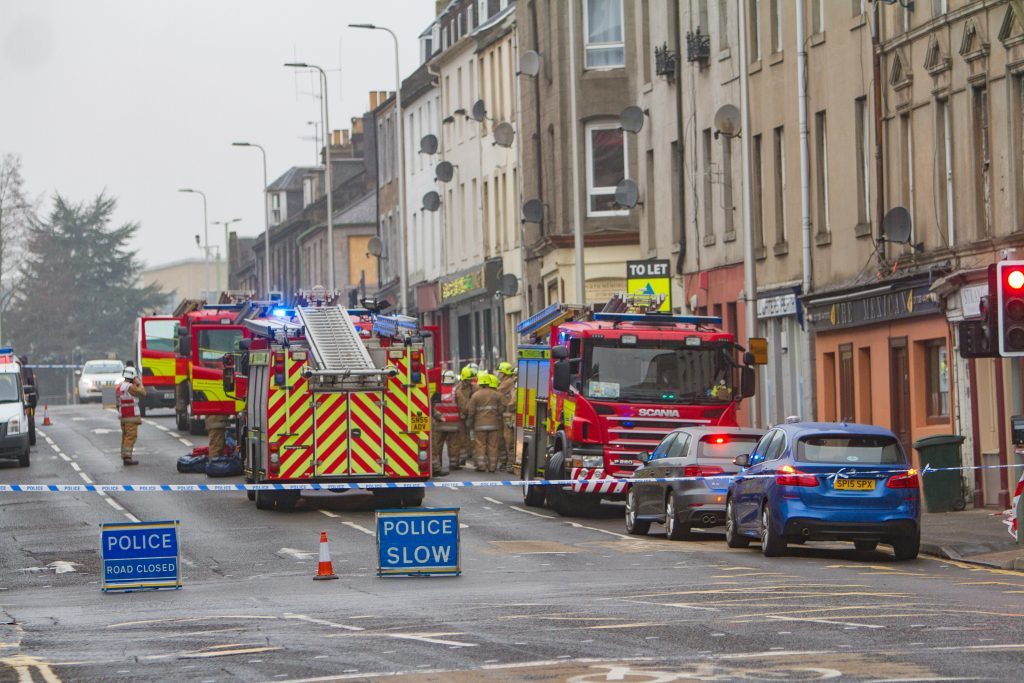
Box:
[583,0,626,70]
[585,121,629,217]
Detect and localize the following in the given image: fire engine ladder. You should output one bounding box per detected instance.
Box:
[297,305,375,373]
[516,302,583,340]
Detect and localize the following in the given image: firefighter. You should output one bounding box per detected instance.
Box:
[116,367,146,466]
[454,366,477,468]
[467,372,502,472]
[496,361,517,472]
[205,414,229,460]
[430,370,459,476]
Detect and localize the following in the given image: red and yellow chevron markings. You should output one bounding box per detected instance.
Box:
[345,391,384,475]
[279,356,313,479]
[383,351,425,478]
[314,392,348,476]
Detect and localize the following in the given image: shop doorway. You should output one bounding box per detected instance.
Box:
[890,338,912,456]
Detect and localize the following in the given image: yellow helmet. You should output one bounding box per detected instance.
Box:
[460,365,478,381]
[477,372,495,389]
[497,361,513,376]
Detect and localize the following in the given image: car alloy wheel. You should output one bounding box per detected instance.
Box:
[725,497,750,548]
[760,503,786,557]
[625,488,650,535]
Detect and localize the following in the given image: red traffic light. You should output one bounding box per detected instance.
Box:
[1008,269,1024,291]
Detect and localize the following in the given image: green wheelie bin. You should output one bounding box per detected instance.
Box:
[913,434,966,513]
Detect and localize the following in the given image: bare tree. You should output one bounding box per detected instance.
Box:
[0,154,36,342]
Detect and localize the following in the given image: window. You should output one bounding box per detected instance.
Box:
[932,0,948,17]
[698,0,709,32]
[926,340,949,421]
[646,148,656,247]
[668,433,690,459]
[671,140,682,246]
[764,430,787,461]
[839,343,854,422]
[773,126,786,244]
[811,0,825,35]
[852,0,865,16]
[271,193,281,224]
[822,351,836,421]
[143,320,178,353]
[855,96,870,227]
[814,110,830,235]
[584,0,625,69]
[722,134,735,235]
[702,128,714,237]
[899,111,914,240]
[797,435,906,465]
[748,0,761,62]
[936,98,955,246]
[752,133,764,248]
[651,434,677,460]
[972,85,992,238]
[698,434,761,460]
[857,347,872,423]
[586,122,627,215]
[385,113,394,182]
[717,0,729,50]
[197,329,243,363]
[770,0,782,53]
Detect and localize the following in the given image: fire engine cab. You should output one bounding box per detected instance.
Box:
[231,302,432,511]
[516,295,757,516]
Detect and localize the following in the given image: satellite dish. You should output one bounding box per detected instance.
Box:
[518,50,541,77]
[620,106,645,133]
[422,191,441,212]
[499,274,519,297]
[367,236,383,257]
[435,161,455,183]
[471,99,487,122]
[493,122,515,148]
[882,206,913,244]
[419,134,438,155]
[714,104,741,137]
[614,179,640,209]
[522,199,544,223]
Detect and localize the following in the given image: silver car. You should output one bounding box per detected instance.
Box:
[77,360,124,403]
[626,426,765,539]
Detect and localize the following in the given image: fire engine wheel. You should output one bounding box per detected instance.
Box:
[522,476,546,508]
[254,489,275,510]
[546,450,602,517]
[275,491,300,512]
[175,411,188,432]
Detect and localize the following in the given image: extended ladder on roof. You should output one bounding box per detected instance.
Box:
[373,314,419,339]
[516,302,586,341]
[297,305,375,372]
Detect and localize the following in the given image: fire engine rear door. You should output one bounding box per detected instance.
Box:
[313,391,385,476]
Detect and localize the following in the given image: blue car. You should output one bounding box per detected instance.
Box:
[725,421,921,560]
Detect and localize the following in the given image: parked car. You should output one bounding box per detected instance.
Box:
[625,427,765,539]
[725,421,921,560]
[77,359,124,403]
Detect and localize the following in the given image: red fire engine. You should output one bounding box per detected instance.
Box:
[515,296,756,516]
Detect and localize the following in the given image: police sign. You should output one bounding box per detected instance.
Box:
[626,259,671,312]
[376,508,460,577]
[101,520,181,592]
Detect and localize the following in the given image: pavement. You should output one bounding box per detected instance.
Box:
[921,509,1024,571]
[3,404,1024,681]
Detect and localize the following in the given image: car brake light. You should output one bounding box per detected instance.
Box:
[887,469,920,489]
[710,435,728,444]
[776,464,818,487]
[683,465,725,477]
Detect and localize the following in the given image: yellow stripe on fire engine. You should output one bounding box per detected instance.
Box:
[144,357,175,379]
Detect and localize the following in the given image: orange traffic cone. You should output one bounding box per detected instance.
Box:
[42,405,52,426]
[313,531,338,581]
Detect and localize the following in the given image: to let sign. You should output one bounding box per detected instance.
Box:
[626,259,672,312]
[376,507,460,577]
[101,520,181,592]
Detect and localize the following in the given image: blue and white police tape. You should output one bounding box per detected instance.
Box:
[0,462,1017,493]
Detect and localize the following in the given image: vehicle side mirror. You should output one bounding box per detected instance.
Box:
[552,359,571,392]
[733,453,751,468]
[239,339,251,351]
[223,367,236,395]
[551,346,569,360]
[740,366,756,399]
[637,451,650,464]
[178,334,191,357]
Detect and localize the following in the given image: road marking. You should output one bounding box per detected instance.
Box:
[0,655,62,683]
[178,438,192,447]
[56,452,71,462]
[381,633,476,648]
[283,614,364,631]
[587,622,666,630]
[179,646,281,659]
[104,497,125,512]
[508,505,556,519]
[90,428,115,435]
[78,472,93,485]
[277,548,316,560]
[565,521,633,540]
[318,510,339,518]
[765,615,885,629]
[342,521,375,537]
[70,463,80,472]
[483,497,504,505]
[124,513,141,523]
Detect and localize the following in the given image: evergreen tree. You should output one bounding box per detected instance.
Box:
[7,192,167,361]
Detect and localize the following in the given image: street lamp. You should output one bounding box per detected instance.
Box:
[349,23,409,315]
[231,142,271,296]
[284,62,335,292]
[211,218,242,291]
[178,188,210,298]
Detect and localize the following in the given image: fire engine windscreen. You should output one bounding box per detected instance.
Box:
[144,320,179,353]
[197,329,243,363]
[0,375,20,403]
[584,342,736,403]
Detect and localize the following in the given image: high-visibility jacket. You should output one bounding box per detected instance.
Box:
[116,380,144,419]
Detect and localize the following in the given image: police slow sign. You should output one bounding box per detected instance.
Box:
[101,520,181,592]
[376,508,460,576]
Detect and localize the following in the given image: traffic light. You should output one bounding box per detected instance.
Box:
[996,260,1024,356]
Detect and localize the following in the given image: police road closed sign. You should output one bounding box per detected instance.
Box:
[101,520,181,592]
[376,508,460,576]
[626,259,671,312]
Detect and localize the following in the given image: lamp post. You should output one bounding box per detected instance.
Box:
[284,62,334,292]
[178,188,210,298]
[231,142,270,295]
[350,23,408,315]
[211,218,242,291]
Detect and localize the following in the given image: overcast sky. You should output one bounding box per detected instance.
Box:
[0,0,435,268]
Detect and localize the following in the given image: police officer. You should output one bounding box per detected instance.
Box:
[116,367,146,466]
[205,414,230,460]
[496,361,517,472]
[467,373,502,472]
[430,370,459,476]
[453,366,478,469]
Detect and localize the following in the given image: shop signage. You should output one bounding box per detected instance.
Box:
[626,260,671,312]
[757,293,797,318]
[806,283,941,332]
[960,283,987,319]
[440,267,486,302]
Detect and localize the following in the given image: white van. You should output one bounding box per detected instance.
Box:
[0,349,31,467]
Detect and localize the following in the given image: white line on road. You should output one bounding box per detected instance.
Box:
[178,438,192,447]
[56,452,71,462]
[342,521,375,537]
[283,614,365,631]
[382,633,477,648]
[508,505,556,519]
[78,472,94,485]
[765,615,885,629]
[104,497,125,512]
[70,462,81,472]
[565,521,633,540]
[318,510,339,518]
[483,497,504,505]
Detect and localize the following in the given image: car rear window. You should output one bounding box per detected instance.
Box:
[83,361,123,373]
[796,435,906,465]
[697,435,761,460]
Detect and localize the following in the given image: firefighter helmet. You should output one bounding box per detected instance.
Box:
[442,370,457,384]
[480,373,499,389]
[460,365,478,381]
[122,367,137,380]
[497,361,513,376]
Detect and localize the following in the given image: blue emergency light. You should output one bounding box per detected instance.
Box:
[271,308,292,318]
[593,312,723,326]
[0,347,13,355]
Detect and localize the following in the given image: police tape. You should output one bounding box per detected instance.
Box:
[0,463,1018,493]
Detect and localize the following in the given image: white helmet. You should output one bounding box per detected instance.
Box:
[441,370,457,384]
[122,367,137,380]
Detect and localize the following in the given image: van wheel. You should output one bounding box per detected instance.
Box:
[17,448,30,468]
[725,498,750,548]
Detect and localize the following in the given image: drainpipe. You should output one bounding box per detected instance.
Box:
[871,0,886,257]
[737,0,759,427]
[796,0,813,420]
[567,0,586,305]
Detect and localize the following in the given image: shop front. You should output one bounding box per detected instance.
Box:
[439,259,504,371]
[805,275,954,470]
[756,285,807,427]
